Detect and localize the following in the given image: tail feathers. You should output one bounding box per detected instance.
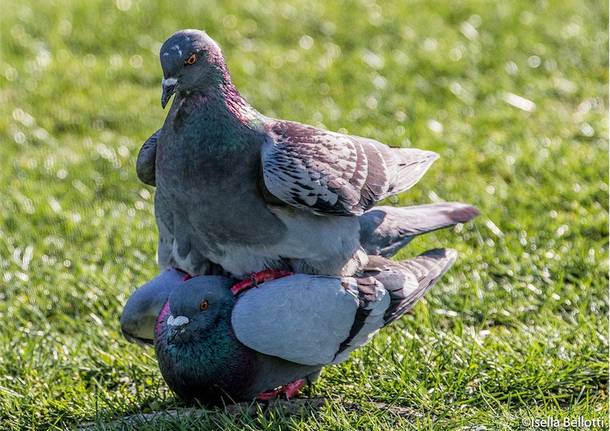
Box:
[359,203,479,258]
[397,248,457,289]
[387,148,438,195]
[369,248,457,325]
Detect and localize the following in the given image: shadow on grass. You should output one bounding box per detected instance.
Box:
[79,396,422,430]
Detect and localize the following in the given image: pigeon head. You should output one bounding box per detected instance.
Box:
[159,29,226,108]
[160,275,234,344]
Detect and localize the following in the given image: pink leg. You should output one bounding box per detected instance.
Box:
[256,379,306,401]
[256,387,283,401]
[230,269,292,296]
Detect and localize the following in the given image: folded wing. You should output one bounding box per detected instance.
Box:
[261,120,438,216]
[136,129,160,186]
[232,249,456,366]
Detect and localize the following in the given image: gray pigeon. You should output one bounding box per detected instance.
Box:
[154,248,457,404]
[120,202,478,344]
[151,29,439,278]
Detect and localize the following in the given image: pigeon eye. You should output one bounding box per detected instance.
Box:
[185,54,197,65]
[199,299,209,311]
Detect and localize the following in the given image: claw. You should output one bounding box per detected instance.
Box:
[281,379,306,399]
[256,379,305,401]
[230,269,292,295]
[256,387,282,401]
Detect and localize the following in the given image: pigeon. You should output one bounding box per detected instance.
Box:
[154,248,457,404]
[120,202,478,344]
[151,29,439,278]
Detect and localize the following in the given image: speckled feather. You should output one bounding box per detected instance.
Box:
[263,121,438,216]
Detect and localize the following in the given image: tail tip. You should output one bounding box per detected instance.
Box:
[422,150,440,164]
[449,204,480,223]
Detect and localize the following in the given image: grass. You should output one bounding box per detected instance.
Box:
[0,0,607,429]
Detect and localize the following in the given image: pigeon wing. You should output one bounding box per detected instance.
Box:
[231,274,389,366]
[232,250,456,365]
[261,120,438,216]
[368,249,458,325]
[120,268,186,344]
[136,129,160,186]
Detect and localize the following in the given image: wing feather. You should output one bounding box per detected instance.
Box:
[136,129,160,186]
[262,120,437,216]
[232,249,456,366]
[231,274,359,366]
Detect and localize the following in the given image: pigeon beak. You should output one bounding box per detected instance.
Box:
[161,77,177,108]
[121,328,153,346]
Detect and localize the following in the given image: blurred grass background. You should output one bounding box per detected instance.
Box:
[0,0,608,429]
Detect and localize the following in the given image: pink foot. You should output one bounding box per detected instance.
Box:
[230,269,292,296]
[281,379,306,399]
[256,379,306,401]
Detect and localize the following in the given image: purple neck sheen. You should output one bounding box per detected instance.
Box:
[216,66,259,124]
[155,301,171,337]
[202,48,260,126]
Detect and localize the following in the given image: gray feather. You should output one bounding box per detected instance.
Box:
[332,276,390,363]
[136,130,159,186]
[232,249,456,366]
[120,268,186,344]
[359,203,480,257]
[232,274,360,366]
[368,249,458,325]
[262,120,438,216]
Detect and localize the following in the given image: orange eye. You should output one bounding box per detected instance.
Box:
[199,299,209,311]
[185,54,197,65]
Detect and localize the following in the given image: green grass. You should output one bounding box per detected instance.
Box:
[0,0,608,429]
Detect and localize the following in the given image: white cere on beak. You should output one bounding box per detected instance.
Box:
[162,77,178,86]
[167,315,189,327]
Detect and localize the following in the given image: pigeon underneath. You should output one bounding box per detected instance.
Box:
[151,29,439,278]
[153,248,457,404]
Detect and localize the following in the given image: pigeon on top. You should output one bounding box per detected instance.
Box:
[153,248,457,404]
[120,201,478,345]
[151,29,439,278]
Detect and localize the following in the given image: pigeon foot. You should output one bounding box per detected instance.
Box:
[256,379,306,401]
[230,269,292,295]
